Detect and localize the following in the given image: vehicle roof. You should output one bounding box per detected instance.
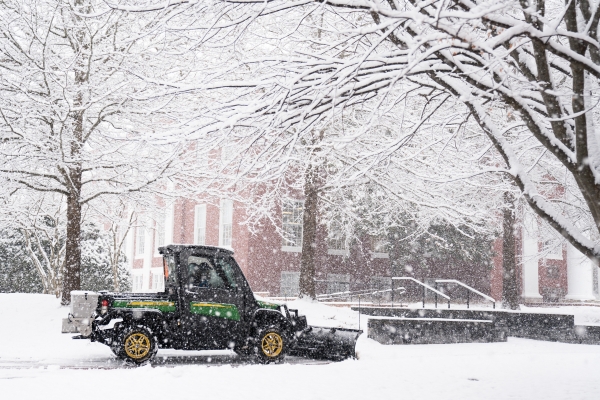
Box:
[158,244,234,255]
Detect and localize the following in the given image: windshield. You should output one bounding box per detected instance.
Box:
[186,256,225,290]
[184,254,241,291]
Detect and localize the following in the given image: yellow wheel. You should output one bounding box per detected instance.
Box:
[124,332,151,359]
[255,327,286,363]
[116,326,158,364]
[261,332,283,358]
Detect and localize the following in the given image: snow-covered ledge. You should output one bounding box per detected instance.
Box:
[281,246,302,253]
[565,243,597,301]
[370,252,389,259]
[327,248,349,256]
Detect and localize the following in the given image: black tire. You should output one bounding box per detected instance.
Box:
[253,326,287,364]
[113,325,158,365]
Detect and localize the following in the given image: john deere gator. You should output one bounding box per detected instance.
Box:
[62,244,361,364]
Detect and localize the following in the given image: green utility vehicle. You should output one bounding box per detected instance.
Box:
[62,244,360,364]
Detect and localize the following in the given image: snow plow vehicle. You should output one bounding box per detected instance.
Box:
[62,244,361,364]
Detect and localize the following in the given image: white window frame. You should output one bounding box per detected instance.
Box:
[280,271,300,297]
[541,226,563,260]
[219,199,233,248]
[326,273,350,295]
[281,199,303,252]
[370,236,389,259]
[151,270,164,292]
[132,274,144,292]
[194,204,207,245]
[135,226,145,258]
[327,221,349,256]
[543,238,563,260]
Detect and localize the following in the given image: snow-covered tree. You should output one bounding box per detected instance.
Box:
[0,0,198,303]
[136,0,600,264]
[0,190,130,294]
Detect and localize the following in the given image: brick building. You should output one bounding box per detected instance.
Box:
[123,197,600,304]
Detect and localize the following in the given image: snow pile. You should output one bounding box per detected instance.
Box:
[0,294,112,362]
[2,294,600,400]
[520,305,600,326]
[286,297,361,329]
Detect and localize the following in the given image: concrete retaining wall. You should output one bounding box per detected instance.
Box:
[354,307,600,345]
[368,317,505,345]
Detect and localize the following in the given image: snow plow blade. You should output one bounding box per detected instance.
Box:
[291,326,362,360]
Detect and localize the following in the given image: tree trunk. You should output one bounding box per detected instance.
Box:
[502,192,519,310]
[61,106,84,304]
[61,70,85,304]
[62,185,82,304]
[299,164,319,299]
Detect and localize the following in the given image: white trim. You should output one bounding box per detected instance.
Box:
[164,184,175,247]
[194,204,207,245]
[370,252,389,259]
[135,225,145,259]
[281,246,302,253]
[154,211,167,256]
[125,225,135,270]
[143,219,154,269]
[150,268,165,292]
[281,199,304,248]
[164,202,174,247]
[219,199,233,248]
[132,273,144,293]
[522,213,542,299]
[327,249,349,256]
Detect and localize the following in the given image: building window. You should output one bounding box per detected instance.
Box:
[280,271,300,297]
[133,275,143,292]
[194,204,207,245]
[370,276,391,292]
[370,276,392,301]
[151,271,163,291]
[155,212,166,248]
[542,235,563,260]
[326,273,350,295]
[327,221,348,256]
[136,226,145,256]
[546,264,560,279]
[282,199,303,250]
[219,199,233,247]
[370,235,389,258]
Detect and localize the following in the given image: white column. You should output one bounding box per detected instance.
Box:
[165,202,174,246]
[522,213,542,301]
[123,224,136,292]
[124,225,135,271]
[565,243,596,301]
[143,218,153,291]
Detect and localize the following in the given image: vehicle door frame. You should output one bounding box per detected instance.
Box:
[179,248,247,350]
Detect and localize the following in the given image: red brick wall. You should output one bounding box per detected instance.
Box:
[490,237,503,301]
[244,216,391,295]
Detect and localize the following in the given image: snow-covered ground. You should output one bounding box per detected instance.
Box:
[2,294,600,400]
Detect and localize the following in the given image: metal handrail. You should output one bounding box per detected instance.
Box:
[316,288,374,299]
[317,287,406,301]
[435,279,496,309]
[392,277,450,308]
